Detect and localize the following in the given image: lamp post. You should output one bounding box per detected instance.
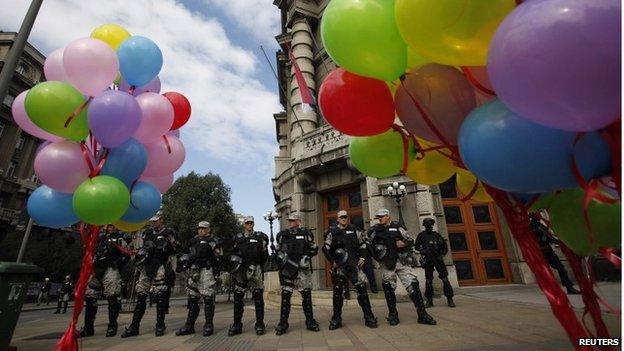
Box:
[263,210,279,252]
[386,182,407,228]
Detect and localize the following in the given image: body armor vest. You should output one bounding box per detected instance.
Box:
[416,231,448,258]
[234,231,267,266]
[368,222,403,269]
[187,235,219,269]
[277,227,313,262]
[328,225,360,262]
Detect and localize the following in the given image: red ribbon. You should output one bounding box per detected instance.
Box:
[55,225,100,351]
[460,67,497,97]
[485,186,590,350]
[391,124,411,174]
[64,97,92,128]
[599,247,621,269]
[458,178,480,202]
[111,242,138,257]
[163,135,172,154]
[79,142,108,178]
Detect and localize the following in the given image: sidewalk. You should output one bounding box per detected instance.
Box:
[11,283,621,351]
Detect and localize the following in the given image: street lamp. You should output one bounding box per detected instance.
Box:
[386,182,407,228]
[263,210,279,252]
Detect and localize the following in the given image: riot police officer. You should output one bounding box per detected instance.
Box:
[176,221,222,337]
[228,216,269,336]
[121,214,179,337]
[80,224,132,337]
[416,218,455,308]
[54,275,73,314]
[530,213,580,294]
[323,210,377,330]
[367,209,436,326]
[274,213,320,335]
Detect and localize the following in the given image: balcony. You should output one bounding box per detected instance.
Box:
[294,124,349,173]
[0,208,20,223]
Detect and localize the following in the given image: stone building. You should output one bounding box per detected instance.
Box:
[269,0,571,293]
[0,32,45,235]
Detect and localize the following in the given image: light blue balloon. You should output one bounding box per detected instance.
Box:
[27,185,79,228]
[117,36,163,87]
[101,138,147,187]
[458,99,597,194]
[121,181,162,222]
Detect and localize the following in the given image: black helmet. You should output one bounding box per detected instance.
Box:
[228,254,244,274]
[423,218,435,226]
[176,253,191,272]
[372,243,387,262]
[332,248,349,267]
[307,243,319,257]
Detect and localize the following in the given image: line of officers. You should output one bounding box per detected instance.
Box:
[78,208,454,338]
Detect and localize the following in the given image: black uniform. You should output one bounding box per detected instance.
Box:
[81,231,132,337]
[322,224,377,329]
[274,226,319,335]
[54,278,73,314]
[37,281,51,305]
[228,230,269,336]
[415,228,454,307]
[175,234,222,337]
[121,227,178,338]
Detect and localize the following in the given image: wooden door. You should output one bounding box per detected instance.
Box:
[321,186,363,287]
[439,176,512,286]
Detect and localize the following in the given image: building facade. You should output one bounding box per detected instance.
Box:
[0,32,45,235]
[270,0,563,293]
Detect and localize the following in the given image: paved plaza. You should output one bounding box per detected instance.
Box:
[11,284,621,351]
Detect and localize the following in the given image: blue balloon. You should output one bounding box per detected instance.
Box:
[117,36,163,87]
[121,181,162,222]
[101,139,147,187]
[458,99,596,193]
[27,186,79,228]
[573,133,612,178]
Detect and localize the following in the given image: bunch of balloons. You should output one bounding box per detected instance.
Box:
[320,0,620,346]
[18,23,190,231]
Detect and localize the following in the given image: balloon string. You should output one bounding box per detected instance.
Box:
[64,97,93,128]
[391,124,410,174]
[111,242,138,256]
[599,247,621,269]
[600,120,621,198]
[129,179,139,209]
[484,186,589,349]
[460,67,497,96]
[588,259,621,315]
[458,179,480,202]
[80,142,108,178]
[55,224,99,351]
[163,135,172,154]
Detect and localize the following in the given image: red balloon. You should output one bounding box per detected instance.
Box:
[163,92,191,130]
[319,68,394,136]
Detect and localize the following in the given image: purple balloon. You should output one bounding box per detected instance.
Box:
[488,0,621,131]
[11,91,62,142]
[119,76,161,96]
[88,90,142,148]
[34,140,91,193]
[142,135,185,177]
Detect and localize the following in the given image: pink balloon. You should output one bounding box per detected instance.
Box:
[140,173,174,193]
[11,91,62,142]
[133,93,174,144]
[44,49,69,82]
[34,140,91,193]
[142,135,185,177]
[63,38,119,97]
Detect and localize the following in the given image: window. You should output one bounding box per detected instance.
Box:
[326,194,339,212]
[0,120,4,138]
[3,94,14,107]
[15,135,25,150]
[348,190,362,208]
[439,176,457,199]
[449,232,468,251]
[16,62,28,75]
[454,260,474,280]
[443,206,463,224]
[472,205,492,223]
[484,259,505,279]
[6,161,18,177]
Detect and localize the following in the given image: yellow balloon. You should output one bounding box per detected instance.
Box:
[406,140,457,185]
[395,0,516,66]
[456,169,493,202]
[407,46,429,71]
[91,24,131,50]
[113,219,147,232]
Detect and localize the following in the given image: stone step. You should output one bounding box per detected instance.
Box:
[263,289,410,308]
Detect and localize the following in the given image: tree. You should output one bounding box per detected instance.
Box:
[162,172,241,250]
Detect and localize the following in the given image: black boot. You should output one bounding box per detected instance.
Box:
[176,297,200,336]
[106,295,120,337]
[328,284,343,330]
[441,278,455,307]
[382,282,399,326]
[121,293,147,338]
[425,279,434,307]
[203,295,215,336]
[155,293,167,336]
[252,289,265,335]
[409,282,436,325]
[54,300,62,314]
[566,286,581,295]
[356,284,378,328]
[446,296,456,308]
[79,297,97,337]
[228,291,244,336]
[164,287,171,314]
[274,289,292,335]
[301,289,320,332]
[62,300,69,313]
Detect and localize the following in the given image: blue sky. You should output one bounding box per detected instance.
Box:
[1,0,284,234]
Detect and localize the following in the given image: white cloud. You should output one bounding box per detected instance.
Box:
[203,0,280,45]
[0,0,281,167]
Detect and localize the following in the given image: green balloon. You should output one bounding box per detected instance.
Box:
[321,0,407,81]
[25,81,89,141]
[529,193,556,212]
[73,176,130,225]
[549,188,620,256]
[349,129,415,178]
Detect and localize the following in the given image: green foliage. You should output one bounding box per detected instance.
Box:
[162,171,241,251]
